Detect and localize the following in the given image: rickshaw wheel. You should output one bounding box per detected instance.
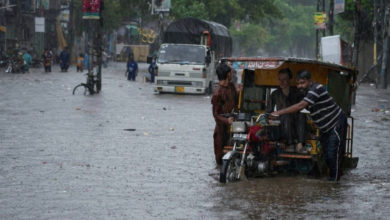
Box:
[295,159,315,175]
[220,152,241,183]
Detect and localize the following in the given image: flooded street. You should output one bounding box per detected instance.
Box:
[1,63,389,219]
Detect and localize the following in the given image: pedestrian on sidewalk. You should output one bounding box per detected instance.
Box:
[59,47,70,72]
[126,54,138,81]
[22,49,32,73]
[77,53,84,72]
[84,53,89,71]
[42,48,53,72]
[148,56,157,83]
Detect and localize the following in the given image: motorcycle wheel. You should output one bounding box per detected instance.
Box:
[220,152,241,183]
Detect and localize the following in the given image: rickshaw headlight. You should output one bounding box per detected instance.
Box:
[232,122,247,133]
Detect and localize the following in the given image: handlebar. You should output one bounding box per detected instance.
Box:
[219,112,281,125]
[219,112,253,121]
[219,112,238,118]
[256,113,280,126]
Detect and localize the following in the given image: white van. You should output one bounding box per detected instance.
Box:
[154,43,215,94]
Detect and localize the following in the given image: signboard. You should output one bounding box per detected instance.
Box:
[82,0,102,19]
[321,35,341,65]
[314,12,327,29]
[35,17,45,33]
[231,60,282,70]
[152,0,171,14]
[60,4,70,21]
[334,0,345,14]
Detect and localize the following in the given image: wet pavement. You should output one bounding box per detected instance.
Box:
[0,63,389,219]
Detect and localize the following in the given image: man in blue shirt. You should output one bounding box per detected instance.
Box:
[84,53,89,71]
[22,50,32,73]
[59,47,70,72]
[148,56,157,83]
[272,70,347,181]
[127,54,138,81]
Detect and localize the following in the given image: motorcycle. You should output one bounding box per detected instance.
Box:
[0,53,8,68]
[4,56,24,73]
[219,113,283,183]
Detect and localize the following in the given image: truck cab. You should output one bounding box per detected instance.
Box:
[154,43,215,94]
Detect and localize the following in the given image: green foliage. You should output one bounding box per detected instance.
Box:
[231,0,315,57]
[230,23,268,56]
[170,0,281,27]
[101,0,122,32]
[335,0,373,41]
[171,0,209,20]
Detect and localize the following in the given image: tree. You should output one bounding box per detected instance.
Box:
[335,0,373,42]
[230,0,315,57]
[230,23,268,56]
[171,0,209,20]
[170,0,282,27]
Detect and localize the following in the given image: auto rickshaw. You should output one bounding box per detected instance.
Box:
[219,57,359,183]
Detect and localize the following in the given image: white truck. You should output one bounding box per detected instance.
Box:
[152,18,232,94]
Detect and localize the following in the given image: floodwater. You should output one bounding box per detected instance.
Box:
[0,63,389,219]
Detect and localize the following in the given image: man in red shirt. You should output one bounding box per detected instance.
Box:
[211,63,239,165]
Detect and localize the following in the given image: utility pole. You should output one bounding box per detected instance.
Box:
[351,0,361,104]
[379,4,389,89]
[316,0,326,60]
[16,0,21,45]
[328,0,334,35]
[373,0,378,66]
[322,0,326,38]
[352,0,361,69]
[68,0,75,63]
[82,0,103,93]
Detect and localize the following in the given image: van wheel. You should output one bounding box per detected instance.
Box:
[153,88,160,95]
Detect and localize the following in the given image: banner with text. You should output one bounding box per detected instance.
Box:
[82,0,102,19]
[334,0,345,14]
[314,12,327,29]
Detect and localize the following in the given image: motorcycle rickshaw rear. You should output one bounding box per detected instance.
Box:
[219,57,359,183]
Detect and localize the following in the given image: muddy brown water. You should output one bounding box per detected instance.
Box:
[0,63,389,219]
